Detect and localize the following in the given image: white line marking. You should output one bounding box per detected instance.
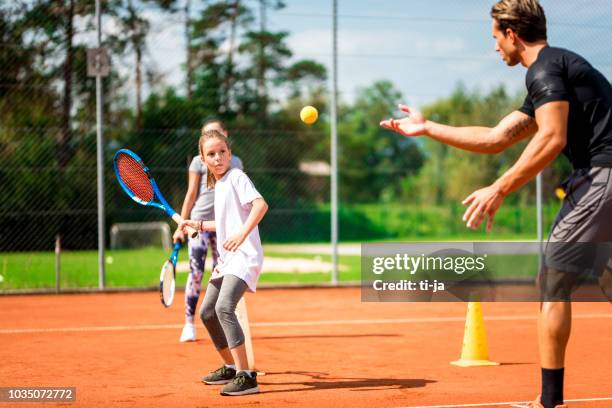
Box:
[252,314,612,327]
[400,401,528,408]
[399,397,612,408]
[0,324,183,334]
[0,314,610,334]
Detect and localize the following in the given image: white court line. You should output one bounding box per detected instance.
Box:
[0,313,611,334]
[0,324,183,334]
[399,397,612,408]
[250,313,612,327]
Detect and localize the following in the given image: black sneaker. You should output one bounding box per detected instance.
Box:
[220,371,259,396]
[201,366,236,385]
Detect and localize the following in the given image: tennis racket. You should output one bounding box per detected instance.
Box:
[160,242,180,307]
[113,149,197,238]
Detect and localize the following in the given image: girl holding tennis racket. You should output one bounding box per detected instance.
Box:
[173,119,244,343]
[179,129,267,396]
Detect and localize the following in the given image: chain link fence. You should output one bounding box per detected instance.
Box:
[1,0,611,291]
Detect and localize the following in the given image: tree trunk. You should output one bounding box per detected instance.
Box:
[135,45,142,130]
[185,0,192,101]
[224,0,239,110]
[257,0,267,122]
[60,0,74,169]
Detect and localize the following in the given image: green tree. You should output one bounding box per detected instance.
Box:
[283,60,327,99]
[237,30,291,122]
[234,0,287,123]
[108,0,177,129]
[406,83,571,206]
[338,80,424,203]
[188,0,253,110]
[16,0,95,168]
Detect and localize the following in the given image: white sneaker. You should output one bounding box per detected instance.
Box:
[179,323,196,342]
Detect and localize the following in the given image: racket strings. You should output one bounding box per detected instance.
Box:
[161,262,174,305]
[116,154,154,202]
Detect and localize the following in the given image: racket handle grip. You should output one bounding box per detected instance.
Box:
[171,214,198,238]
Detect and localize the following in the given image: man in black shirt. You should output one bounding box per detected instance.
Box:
[380,1,611,407]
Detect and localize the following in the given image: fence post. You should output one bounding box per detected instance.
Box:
[330,0,339,285]
[55,234,61,294]
[94,0,106,290]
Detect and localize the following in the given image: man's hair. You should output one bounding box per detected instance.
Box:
[491,0,547,42]
[201,118,227,136]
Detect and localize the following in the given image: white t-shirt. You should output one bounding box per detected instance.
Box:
[188,155,243,220]
[211,168,264,292]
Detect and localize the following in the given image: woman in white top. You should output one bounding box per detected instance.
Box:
[173,119,243,343]
[180,129,267,396]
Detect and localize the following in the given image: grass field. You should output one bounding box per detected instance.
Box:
[0,239,542,291]
[0,246,361,290]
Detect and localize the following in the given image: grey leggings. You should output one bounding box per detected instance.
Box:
[199,274,248,350]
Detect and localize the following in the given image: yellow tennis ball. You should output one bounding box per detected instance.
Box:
[555,187,566,200]
[300,106,318,125]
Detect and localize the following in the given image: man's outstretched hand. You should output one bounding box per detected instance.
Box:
[462,183,507,232]
[380,104,427,137]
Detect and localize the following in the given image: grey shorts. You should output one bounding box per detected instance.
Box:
[549,167,612,243]
[542,167,612,300]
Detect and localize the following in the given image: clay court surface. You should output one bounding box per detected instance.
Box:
[1,288,611,407]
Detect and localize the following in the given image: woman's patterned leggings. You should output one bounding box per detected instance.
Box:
[185,231,219,324]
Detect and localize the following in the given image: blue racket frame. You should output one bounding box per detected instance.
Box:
[113,149,177,217]
[169,241,181,268]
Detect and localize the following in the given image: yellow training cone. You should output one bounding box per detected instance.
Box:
[450,301,499,367]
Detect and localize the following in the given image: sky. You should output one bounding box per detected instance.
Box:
[121,0,612,109]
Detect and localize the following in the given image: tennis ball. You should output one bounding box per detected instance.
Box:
[555,187,566,200]
[300,105,318,125]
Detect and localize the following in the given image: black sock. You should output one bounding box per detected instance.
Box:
[541,367,564,408]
